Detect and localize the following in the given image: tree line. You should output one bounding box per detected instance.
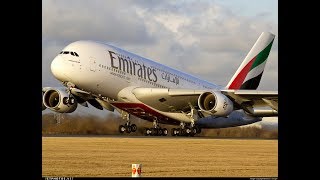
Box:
[42,113,278,139]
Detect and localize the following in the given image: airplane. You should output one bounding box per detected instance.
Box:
[42,32,278,136]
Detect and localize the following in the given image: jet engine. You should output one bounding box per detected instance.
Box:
[42,91,46,110]
[198,91,233,116]
[43,88,77,113]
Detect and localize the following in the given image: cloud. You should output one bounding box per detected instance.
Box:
[127,1,278,88]
[42,0,155,45]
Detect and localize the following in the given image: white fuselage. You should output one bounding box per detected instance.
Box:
[51,40,222,100]
[50,40,261,127]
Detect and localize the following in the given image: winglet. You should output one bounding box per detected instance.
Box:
[226,32,275,90]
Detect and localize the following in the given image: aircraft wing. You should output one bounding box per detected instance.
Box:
[69,87,115,111]
[130,88,204,113]
[221,89,278,111]
[127,87,278,113]
[48,86,277,115]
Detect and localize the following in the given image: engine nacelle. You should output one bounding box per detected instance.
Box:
[43,88,77,113]
[198,91,233,116]
[42,91,46,110]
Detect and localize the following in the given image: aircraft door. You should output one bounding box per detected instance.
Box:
[89,57,96,72]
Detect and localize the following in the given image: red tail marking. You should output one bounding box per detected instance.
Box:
[228,57,256,89]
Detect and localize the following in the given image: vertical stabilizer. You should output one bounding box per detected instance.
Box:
[226,32,275,90]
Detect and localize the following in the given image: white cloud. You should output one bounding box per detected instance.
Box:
[123,1,278,88]
[154,13,191,33]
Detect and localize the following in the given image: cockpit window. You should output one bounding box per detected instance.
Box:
[60,51,79,57]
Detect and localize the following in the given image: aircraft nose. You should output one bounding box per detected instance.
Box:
[51,55,66,81]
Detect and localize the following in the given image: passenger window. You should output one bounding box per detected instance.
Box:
[74,52,79,57]
[71,52,75,56]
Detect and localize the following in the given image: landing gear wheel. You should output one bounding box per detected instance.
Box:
[162,128,168,136]
[171,128,177,136]
[158,128,163,136]
[175,128,179,136]
[192,127,197,134]
[145,128,151,136]
[131,124,137,132]
[176,128,180,136]
[185,127,191,136]
[151,128,158,136]
[188,127,195,137]
[179,128,186,136]
[119,125,126,133]
[126,125,132,133]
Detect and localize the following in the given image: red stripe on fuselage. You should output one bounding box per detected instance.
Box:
[228,57,256,89]
[110,102,180,125]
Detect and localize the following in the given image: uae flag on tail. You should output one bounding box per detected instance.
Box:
[226,32,275,90]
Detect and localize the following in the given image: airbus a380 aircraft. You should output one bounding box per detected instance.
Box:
[42,32,278,136]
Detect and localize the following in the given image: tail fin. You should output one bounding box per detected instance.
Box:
[226,32,275,90]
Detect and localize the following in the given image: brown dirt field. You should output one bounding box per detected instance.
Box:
[42,137,278,177]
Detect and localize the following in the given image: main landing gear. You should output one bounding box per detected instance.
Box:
[118,112,137,134]
[171,104,202,136]
[171,121,201,136]
[144,118,168,136]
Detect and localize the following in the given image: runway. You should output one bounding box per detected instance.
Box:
[42,134,276,140]
[42,136,278,177]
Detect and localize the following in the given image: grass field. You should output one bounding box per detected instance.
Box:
[42,137,278,177]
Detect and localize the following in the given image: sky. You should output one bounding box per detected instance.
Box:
[42,0,278,124]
